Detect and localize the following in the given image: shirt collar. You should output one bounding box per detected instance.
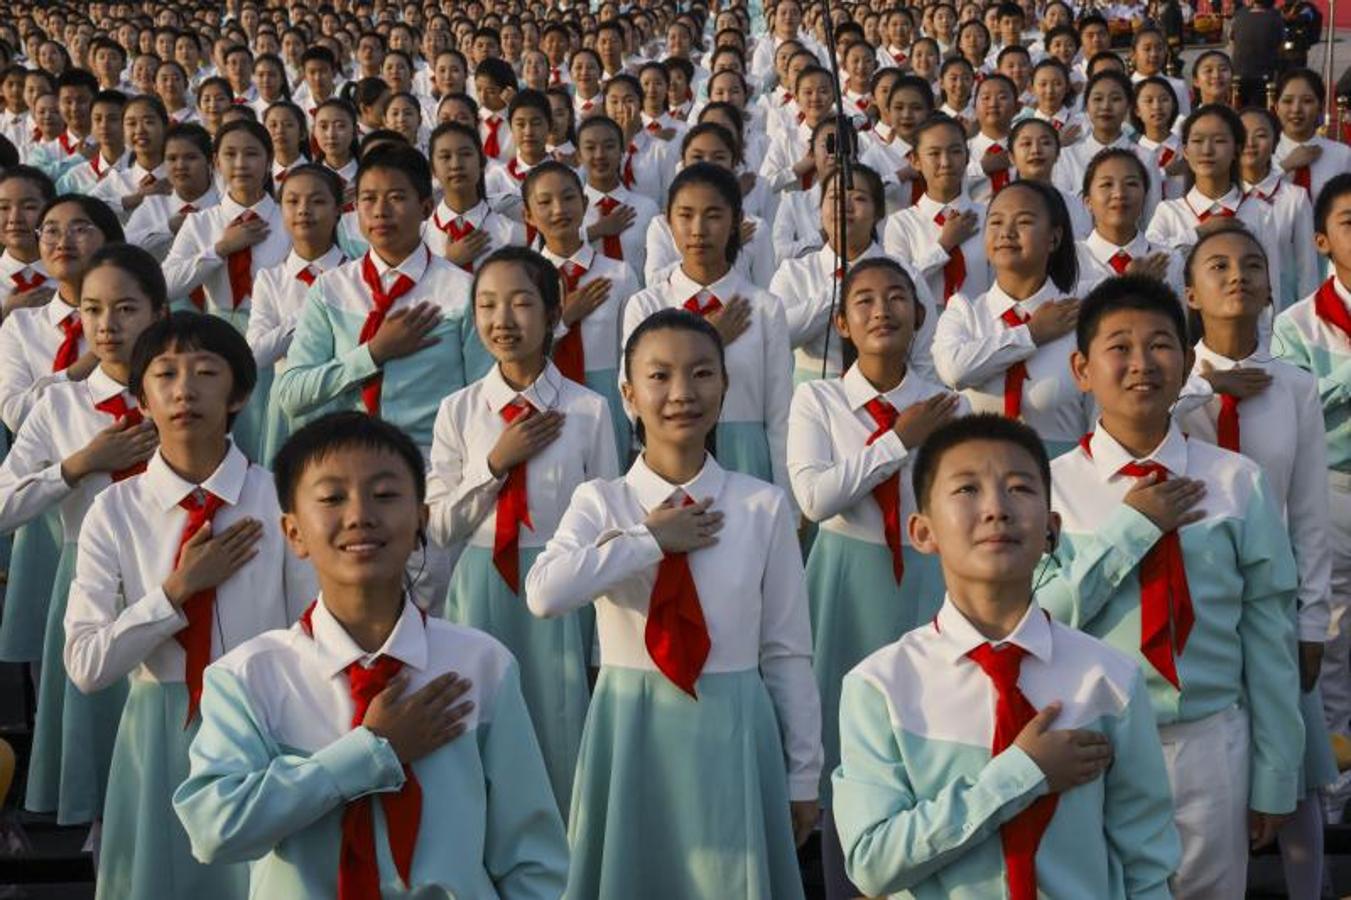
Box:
[840,362,924,412]
[1193,336,1272,370]
[370,243,431,283]
[667,264,741,302]
[539,241,595,272]
[0,251,46,280]
[933,596,1053,664]
[220,191,277,223]
[1085,229,1149,265]
[142,440,250,512]
[1243,167,1284,199]
[625,451,727,513]
[130,159,167,183]
[914,191,972,222]
[306,593,429,678]
[176,185,220,210]
[985,277,1058,318]
[86,365,131,405]
[1085,421,1188,482]
[286,244,345,278]
[434,198,490,230]
[46,297,79,327]
[1335,276,1351,305]
[480,360,565,414]
[1185,184,1243,217]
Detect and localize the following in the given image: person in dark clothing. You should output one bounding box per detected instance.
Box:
[1230,0,1287,105]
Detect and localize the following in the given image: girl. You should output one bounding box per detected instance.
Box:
[697,100,771,219]
[1021,58,1083,144]
[311,99,359,206]
[1134,76,1187,202]
[246,165,348,465]
[0,245,164,830]
[786,258,963,900]
[25,92,69,181]
[1076,148,1183,296]
[1176,224,1336,900]
[576,115,659,277]
[882,115,991,309]
[424,122,524,273]
[626,163,794,496]
[936,56,975,133]
[195,76,233,138]
[92,95,169,219]
[428,246,619,812]
[162,120,291,460]
[841,41,877,118]
[909,37,941,92]
[247,54,290,122]
[1130,27,1190,117]
[1054,70,1160,218]
[262,101,308,185]
[1273,68,1351,203]
[1009,117,1093,239]
[525,161,637,460]
[644,124,776,289]
[0,196,122,815]
[772,164,939,384]
[155,61,195,125]
[1241,107,1320,311]
[1146,105,1284,314]
[436,92,479,129]
[930,179,1092,457]
[770,116,841,264]
[545,86,578,164]
[965,74,1018,203]
[570,47,604,121]
[125,123,219,262]
[526,308,821,900]
[0,166,54,317]
[860,75,933,212]
[345,76,389,138]
[956,20,991,73]
[1191,50,1235,109]
[383,91,426,154]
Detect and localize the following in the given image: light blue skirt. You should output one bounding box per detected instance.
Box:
[0,510,62,663]
[229,365,271,464]
[806,532,945,803]
[1300,685,1338,796]
[714,421,773,485]
[445,545,590,814]
[97,680,249,900]
[584,368,632,464]
[567,667,804,900]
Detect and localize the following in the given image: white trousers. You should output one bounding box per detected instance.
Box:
[1160,705,1250,900]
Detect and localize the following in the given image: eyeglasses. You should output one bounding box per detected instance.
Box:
[37,220,99,243]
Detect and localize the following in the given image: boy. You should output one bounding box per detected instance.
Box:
[1042,275,1302,899]
[576,114,658,276]
[1275,173,1351,817]
[295,46,338,123]
[833,413,1179,898]
[47,69,97,178]
[966,74,1018,202]
[474,57,517,164]
[174,412,569,898]
[56,89,127,195]
[0,65,30,152]
[484,89,551,222]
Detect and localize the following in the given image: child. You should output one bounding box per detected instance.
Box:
[524,162,637,460]
[427,246,619,810]
[173,411,569,897]
[247,55,291,122]
[787,258,965,898]
[576,115,658,278]
[162,120,291,459]
[1008,117,1093,240]
[1175,222,1336,898]
[1130,28,1190,118]
[569,48,604,121]
[832,413,1179,898]
[246,165,348,465]
[966,74,1018,204]
[383,93,426,154]
[0,245,163,827]
[883,115,991,309]
[484,89,552,223]
[89,95,169,220]
[0,165,55,314]
[31,69,96,180]
[1076,148,1184,296]
[760,65,837,193]
[1042,275,1302,899]
[526,308,822,899]
[125,123,219,263]
[56,89,127,195]
[1053,71,1159,221]
[932,180,1092,458]
[312,99,360,205]
[624,162,794,495]
[156,62,195,125]
[423,122,523,274]
[772,165,938,384]
[1241,107,1320,311]
[1274,174,1351,822]
[545,86,578,163]
[263,102,309,184]
[605,74,677,208]
[1191,50,1235,109]
[194,78,234,138]
[348,77,390,138]
[1273,69,1351,203]
[64,311,314,899]
[1021,59,1084,145]
[860,75,933,211]
[1133,77,1187,202]
[771,116,849,264]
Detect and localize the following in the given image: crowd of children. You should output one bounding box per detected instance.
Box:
[0,0,1346,897]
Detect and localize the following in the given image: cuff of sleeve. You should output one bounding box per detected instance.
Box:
[1173,370,1215,415]
[628,526,666,563]
[462,452,507,493]
[984,745,1049,803]
[1100,505,1165,577]
[138,587,190,632]
[1297,604,1332,643]
[312,727,407,800]
[1249,763,1298,815]
[40,461,73,491]
[789,774,819,803]
[343,344,380,382]
[872,429,910,465]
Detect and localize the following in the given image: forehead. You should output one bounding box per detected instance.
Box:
[301,444,419,485]
[933,438,1043,482]
[1090,306,1180,341]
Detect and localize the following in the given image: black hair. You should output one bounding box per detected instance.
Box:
[1086,51,1127,78]
[1182,219,1270,337]
[603,72,642,100]
[344,75,391,113]
[313,97,361,164]
[56,68,99,96]
[82,243,168,312]
[300,45,337,71]
[912,413,1051,513]
[273,411,426,510]
[470,246,563,354]
[576,112,624,145]
[1075,273,1187,355]
[129,311,258,421]
[834,256,921,370]
[622,307,725,453]
[666,161,743,265]
[221,105,259,125]
[358,130,409,156]
[1180,103,1245,187]
[1044,24,1080,49]
[428,120,488,200]
[1275,67,1325,110]
[197,76,234,107]
[437,91,479,120]
[1009,116,1062,164]
[262,101,311,161]
[911,113,968,155]
[996,45,1032,66]
[889,74,936,110]
[124,92,169,127]
[1079,13,1109,32]
[545,86,577,144]
[357,141,433,200]
[991,180,1079,293]
[278,162,345,245]
[39,194,124,243]
[507,87,551,123]
[1030,58,1074,110]
[0,164,56,202]
[475,56,518,92]
[1081,146,1151,197]
[1314,172,1351,235]
[793,64,835,93]
[91,88,128,113]
[1130,75,1180,137]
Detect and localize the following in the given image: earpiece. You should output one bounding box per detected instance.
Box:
[417,528,427,549]
[1045,528,1058,554]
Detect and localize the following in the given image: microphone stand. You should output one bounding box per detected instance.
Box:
[818,0,855,380]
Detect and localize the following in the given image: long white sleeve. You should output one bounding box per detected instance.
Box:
[930,293,1038,389]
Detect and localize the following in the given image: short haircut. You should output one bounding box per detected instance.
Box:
[1315,172,1351,234]
[890,74,936,109]
[507,87,551,122]
[356,141,432,200]
[272,411,426,510]
[912,413,1051,513]
[1081,146,1149,197]
[0,164,56,202]
[83,243,168,312]
[622,307,725,453]
[1075,274,1187,356]
[39,194,125,243]
[129,311,258,418]
[475,56,518,92]
[300,46,337,70]
[471,246,564,351]
[91,89,127,112]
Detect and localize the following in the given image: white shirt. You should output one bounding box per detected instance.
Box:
[484,155,540,220]
[478,106,515,163]
[622,266,794,494]
[1243,168,1320,310]
[788,364,968,542]
[619,131,677,207]
[63,442,315,693]
[1136,133,1185,202]
[538,241,638,374]
[771,184,825,264]
[124,187,221,262]
[1076,229,1185,298]
[524,453,823,800]
[643,213,777,289]
[581,183,658,281]
[247,245,348,371]
[421,199,525,264]
[1130,71,1191,118]
[1273,134,1351,204]
[426,361,619,548]
[883,192,992,308]
[932,277,1095,444]
[0,251,48,292]
[965,131,1012,204]
[55,150,130,195]
[1053,131,1160,223]
[760,115,813,193]
[163,192,291,314]
[0,297,85,432]
[88,158,169,219]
